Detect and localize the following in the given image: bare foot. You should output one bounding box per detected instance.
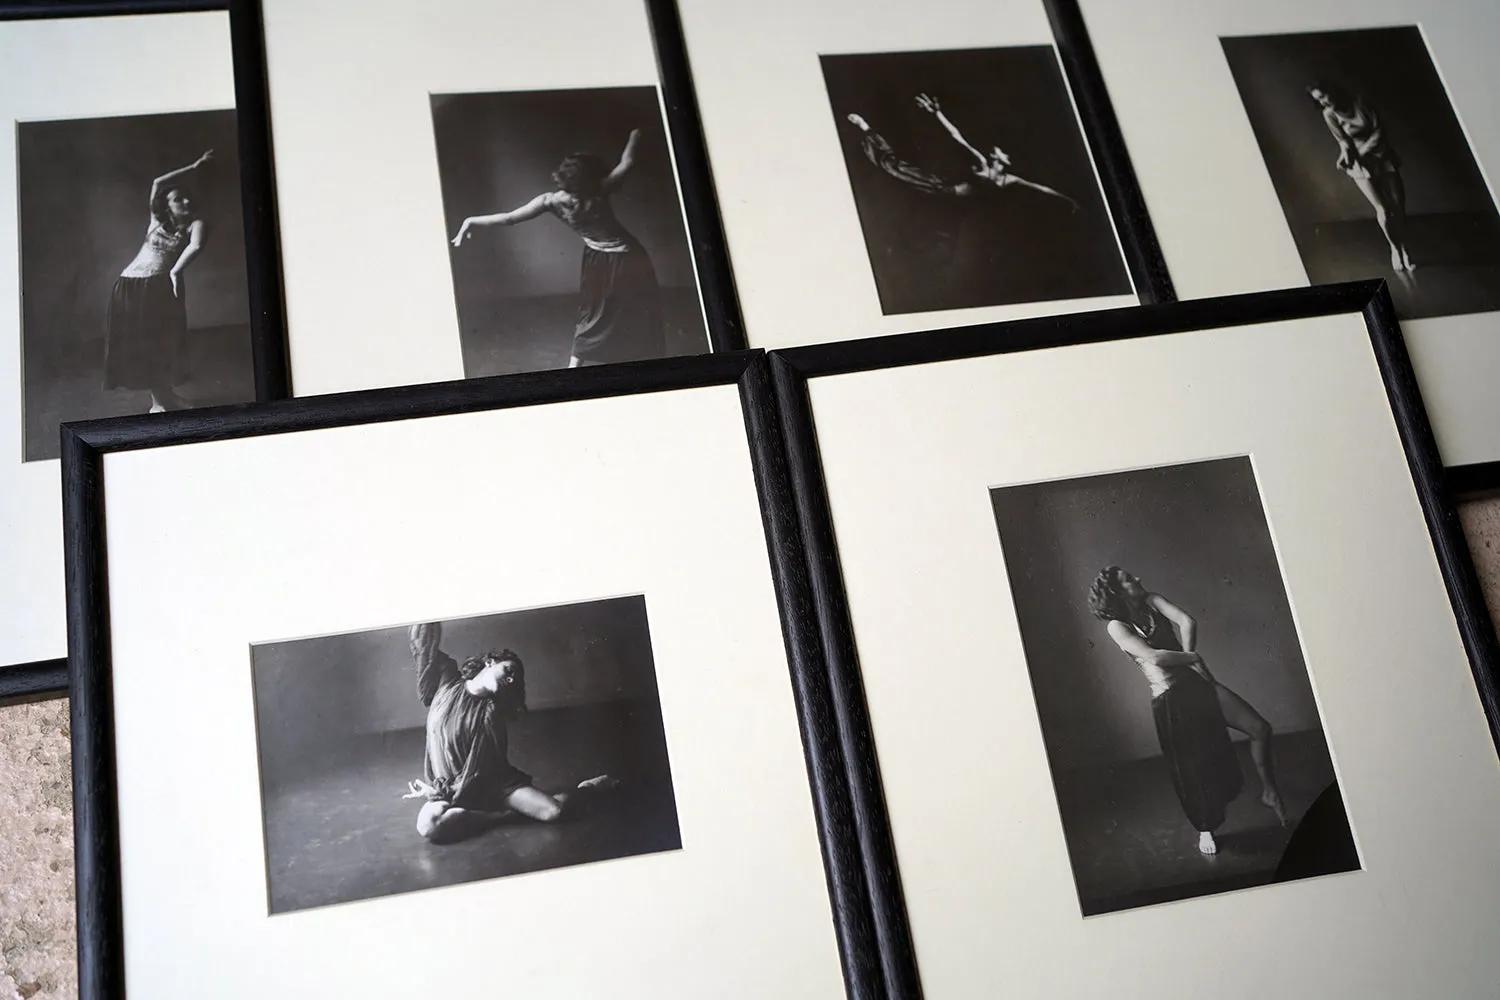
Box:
[1198,831,1218,855]
[578,774,620,791]
[1401,249,1416,272]
[1262,789,1289,826]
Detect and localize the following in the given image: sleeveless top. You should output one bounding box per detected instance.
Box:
[548,192,634,253]
[1324,101,1399,172]
[1119,605,1183,698]
[120,219,190,278]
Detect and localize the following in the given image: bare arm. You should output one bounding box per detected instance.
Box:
[1321,109,1355,165]
[916,94,986,166]
[167,219,207,297]
[1105,619,1203,669]
[601,128,642,193]
[451,193,551,246]
[149,150,213,214]
[1148,593,1195,652]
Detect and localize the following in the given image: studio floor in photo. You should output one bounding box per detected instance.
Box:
[1294,211,1500,320]
[458,287,708,378]
[22,323,256,463]
[1054,728,1351,915]
[260,699,681,914]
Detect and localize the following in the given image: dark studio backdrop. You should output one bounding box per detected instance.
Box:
[17,109,253,463]
[251,595,680,913]
[991,457,1355,913]
[431,86,708,377]
[1222,26,1500,320]
[821,45,1132,316]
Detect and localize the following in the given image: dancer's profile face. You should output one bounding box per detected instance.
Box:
[465,656,521,699]
[1308,88,1333,109]
[165,188,194,221]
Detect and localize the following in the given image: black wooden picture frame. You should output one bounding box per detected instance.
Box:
[0,0,289,701]
[769,279,1500,997]
[62,351,883,999]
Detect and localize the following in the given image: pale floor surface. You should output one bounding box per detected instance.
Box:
[2,497,1499,997]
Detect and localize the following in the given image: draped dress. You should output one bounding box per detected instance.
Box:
[547,191,666,365]
[103,215,190,391]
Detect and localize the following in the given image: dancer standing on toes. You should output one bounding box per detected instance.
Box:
[103,150,214,414]
[914,93,1079,210]
[1089,566,1288,856]
[451,128,666,368]
[402,622,617,846]
[1308,82,1413,274]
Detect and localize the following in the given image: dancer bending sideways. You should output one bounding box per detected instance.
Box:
[450,128,666,368]
[402,622,617,845]
[1308,81,1413,274]
[103,150,215,413]
[1089,566,1288,856]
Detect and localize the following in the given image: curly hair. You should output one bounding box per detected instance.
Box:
[149,185,196,230]
[552,153,609,197]
[1087,566,1134,622]
[458,648,527,715]
[1307,80,1356,113]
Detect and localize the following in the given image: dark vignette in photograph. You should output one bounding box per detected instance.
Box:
[432,86,709,379]
[1222,25,1500,321]
[250,595,681,914]
[820,45,1132,317]
[17,109,255,463]
[991,456,1359,915]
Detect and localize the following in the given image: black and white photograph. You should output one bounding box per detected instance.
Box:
[250,595,681,914]
[433,86,708,376]
[1222,25,1500,320]
[820,45,1132,316]
[18,109,254,463]
[990,457,1359,915]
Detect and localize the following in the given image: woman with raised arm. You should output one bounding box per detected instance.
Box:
[451,128,666,368]
[914,93,1079,211]
[1307,82,1412,274]
[103,149,214,413]
[1089,566,1288,856]
[843,111,975,196]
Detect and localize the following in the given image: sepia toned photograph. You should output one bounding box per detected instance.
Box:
[433,86,709,377]
[17,109,255,462]
[991,457,1359,915]
[251,596,681,914]
[820,45,1132,317]
[1222,25,1500,320]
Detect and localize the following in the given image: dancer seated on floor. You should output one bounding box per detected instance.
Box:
[1089,566,1288,856]
[401,622,616,845]
[450,128,666,369]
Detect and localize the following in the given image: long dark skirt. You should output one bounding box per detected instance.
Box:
[103,273,187,391]
[572,243,666,365]
[1151,672,1244,832]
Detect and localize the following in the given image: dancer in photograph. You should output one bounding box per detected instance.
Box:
[402,622,617,845]
[1089,566,1288,855]
[914,93,1079,210]
[450,128,665,367]
[103,149,215,413]
[1307,82,1413,273]
[844,111,975,196]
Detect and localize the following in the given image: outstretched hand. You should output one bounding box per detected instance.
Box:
[845,112,870,132]
[451,219,474,248]
[195,150,215,169]
[915,93,939,115]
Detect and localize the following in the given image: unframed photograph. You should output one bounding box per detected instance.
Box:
[820,45,1132,316]
[990,457,1359,915]
[18,109,254,462]
[251,595,681,914]
[1222,25,1500,320]
[433,86,709,376]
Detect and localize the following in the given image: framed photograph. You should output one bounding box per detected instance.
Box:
[262,0,742,398]
[63,353,879,997]
[0,0,287,698]
[671,0,1170,353]
[770,282,1500,996]
[1069,0,1500,479]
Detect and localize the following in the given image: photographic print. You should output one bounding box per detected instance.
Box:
[820,45,1132,316]
[1222,26,1500,320]
[251,595,681,914]
[990,457,1359,915]
[18,109,254,463]
[433,86,709,376]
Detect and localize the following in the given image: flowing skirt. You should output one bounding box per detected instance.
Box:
[1151,672,1244,832]
[572,243,666,365]
[103,273,187,391]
